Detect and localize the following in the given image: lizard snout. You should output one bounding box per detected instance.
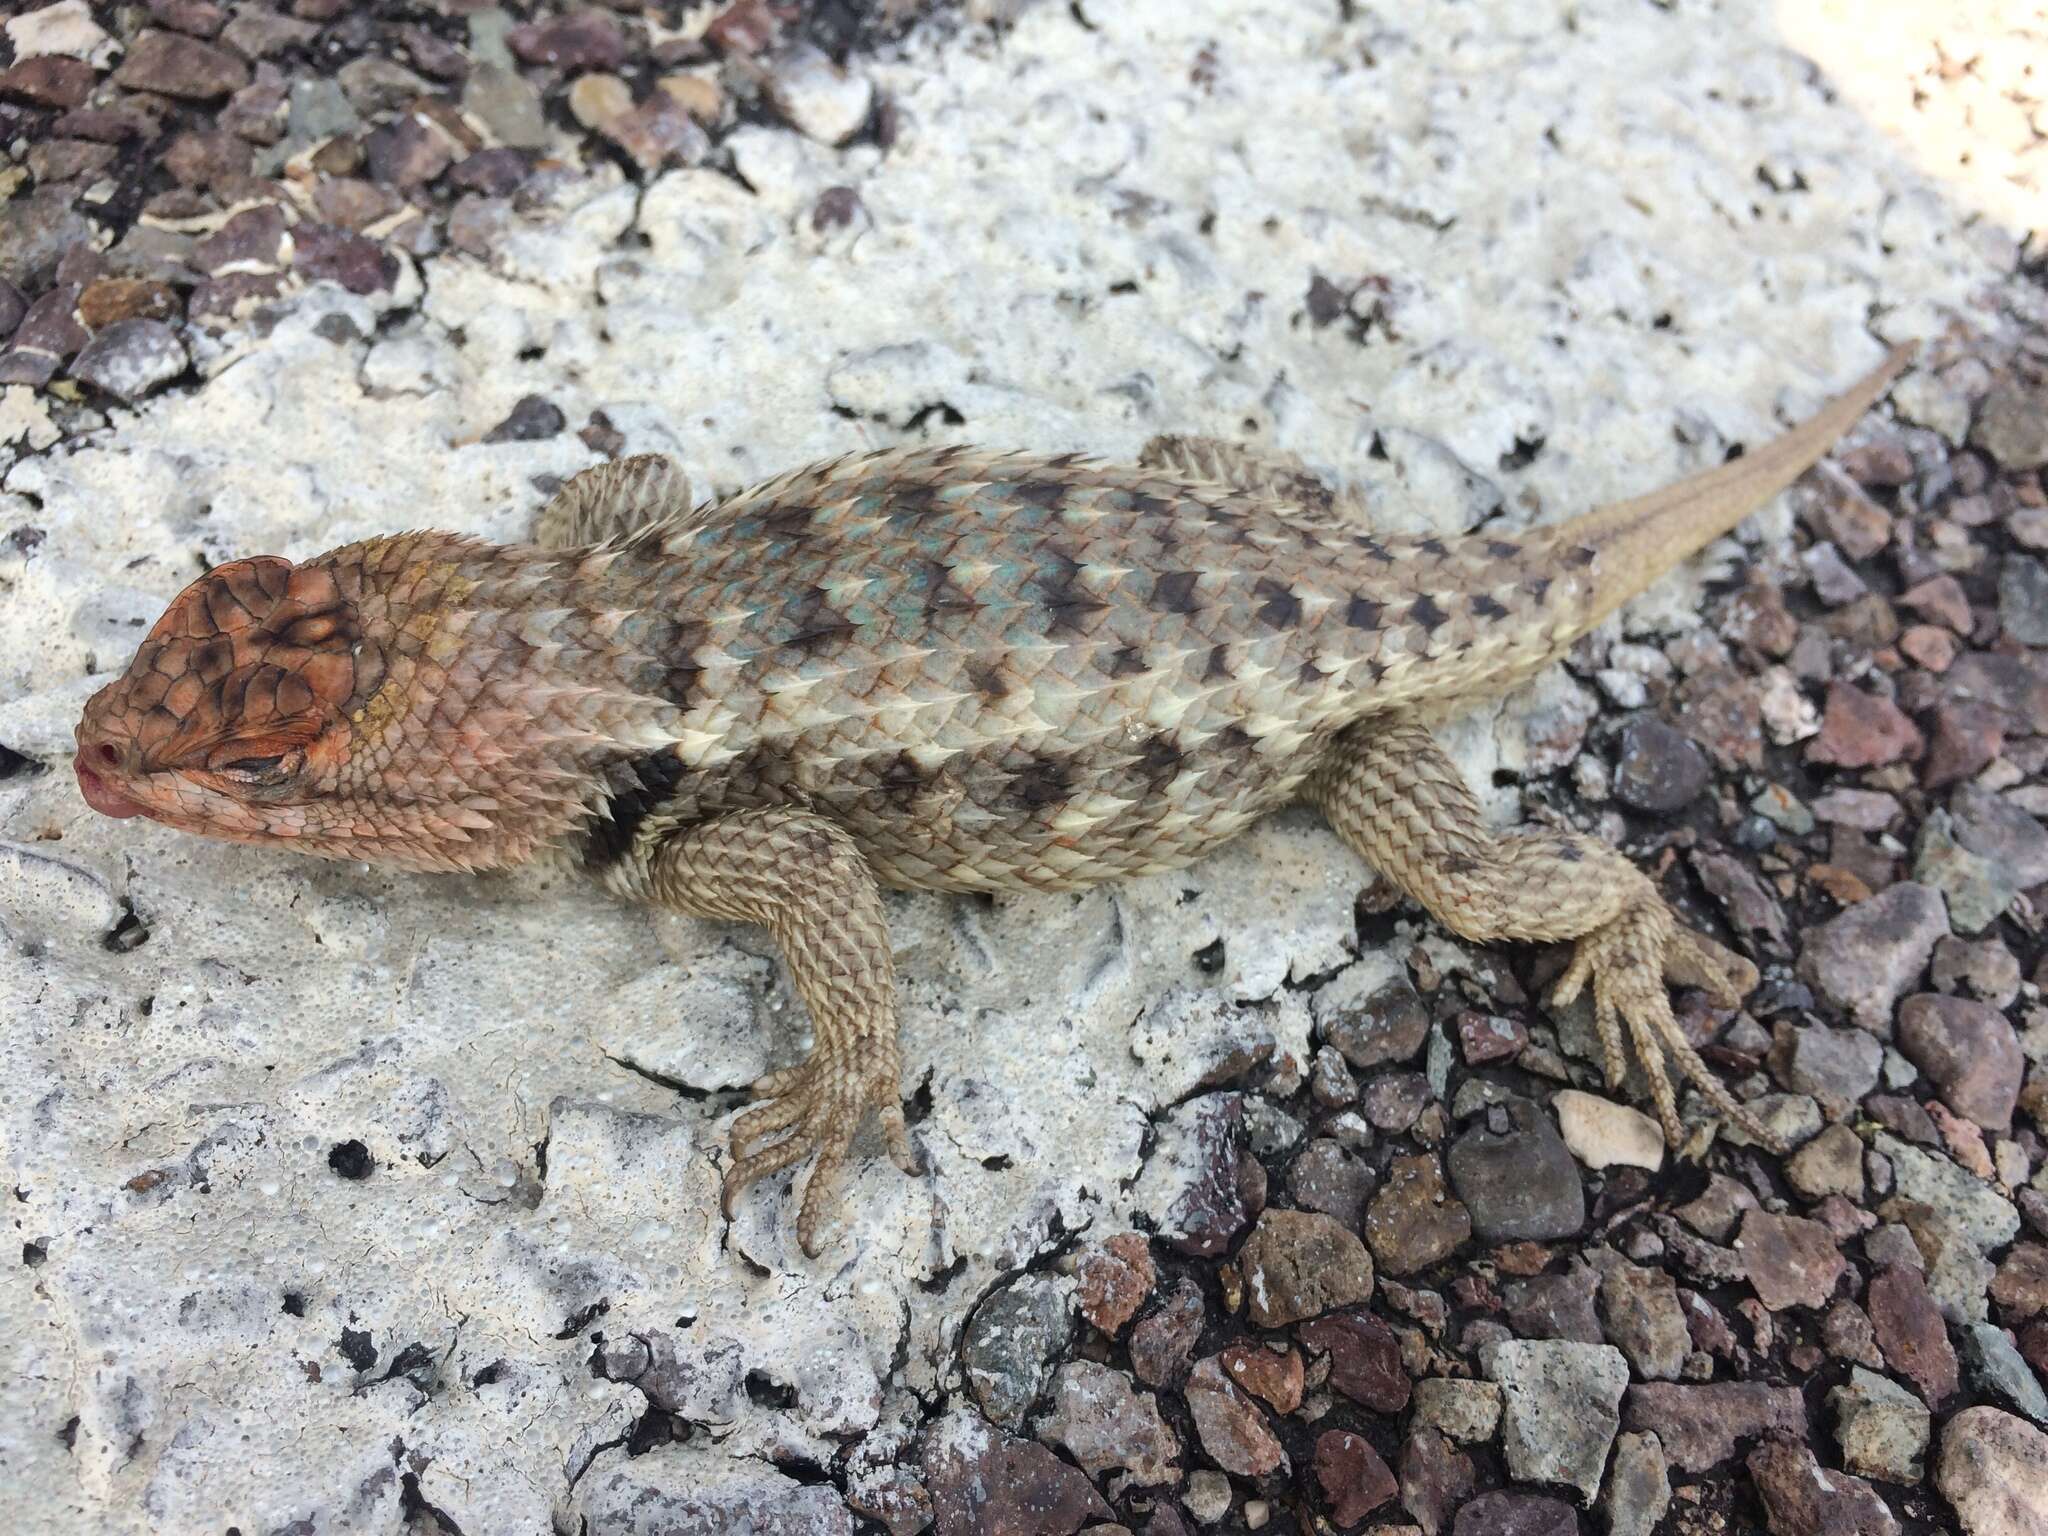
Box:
[74,741,145,819]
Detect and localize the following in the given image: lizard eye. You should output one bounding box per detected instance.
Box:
[209,748,301,783]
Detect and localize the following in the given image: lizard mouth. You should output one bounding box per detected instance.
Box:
[75,758,145,819]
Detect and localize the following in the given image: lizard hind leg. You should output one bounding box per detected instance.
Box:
[531,453,695,548]
[1305,719,1779,1153]
[1138,435,1368,526]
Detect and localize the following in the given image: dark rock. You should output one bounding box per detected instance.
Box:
[1314,1430,1397,1526]
[1596,1257,1689,1380]
[312,177,399,231]
[401,25,470,81]
[1747,1436,1899,1536]
[1217,1340,1303,1413]
[26,138,116,184]
[191,203,288,274]
[220,6,320,60]
[0,285,87,387]
[365,111,454,189]
[0,188,95,292]
[921,1407,1112,1536]
[1806,540,1870,604]
[114,30,250,99]
[1362,1071,1430,1133]
[1284,1138,1373,1229]
[1458,1012,1526,1065]
[1447,1098,1585,1243]
[1770,1021,1883,1107]
[1614,717,1709,813]
[1693,851,1789,950]
[1364,1151,1472,1275]
[1602,1431,1670,1536]
[1675,1172,1760,1242]
[336,55,429,116]
[69,319,187,403]
[1403,1428,1476,1536]
[1450,1493,1576,1536]
[1829,1364,1931,1483]
[1951,784,2048,890]
[1959,1322,2048,1421]
[292,223,395,295]
[1991,1244,2048,1324]
[1739,1209,1848,1311]
[1504,1262,1603,1345]
[0,56,96,109]
[164,128,252,188]
[1797,882,1948,1032]
[449,147,530,196]
[1867,1262,1959,1407]
[1320,977,1431,1069]
[597,90,710,173]
[1622,1382,1805,1472]
[146,0,228,35]
[53,103,160,142]
[1146,1092,1259,1258]
[1237,1208,1373,1326]
[1931,936,2022,1008]
[960,1275,1069,1430]
[1129,1277,1202,1388]
[508,9,627,71]
[480,395,567,446]
[1299,1308,1409,1413]
[1924,703,2004,789]
[1897,994,2022,1132]
[2001,556,2048,646]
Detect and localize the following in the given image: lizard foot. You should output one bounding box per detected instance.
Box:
[1550,892,1781,1154]
[722,1046,918,1255]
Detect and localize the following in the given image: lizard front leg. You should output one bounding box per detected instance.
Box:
[1306,719,1779,1152]
[629,806,918,1254]
[532,454,695,548]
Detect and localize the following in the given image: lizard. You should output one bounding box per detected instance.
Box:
[72,342,1914,1255]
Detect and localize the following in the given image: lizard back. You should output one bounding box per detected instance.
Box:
[568,446,1574,893]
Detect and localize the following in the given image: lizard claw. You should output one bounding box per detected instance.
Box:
[722,1045,918,1256]
[1551,894,1781,1155]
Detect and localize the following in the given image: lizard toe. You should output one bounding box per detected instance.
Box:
[1564,897,1773,1153]
[722,1129,816,1220]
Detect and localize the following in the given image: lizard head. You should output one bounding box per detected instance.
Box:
[73,555,368,849]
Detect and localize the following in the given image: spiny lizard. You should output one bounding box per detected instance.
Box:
[74,344,1913,1253]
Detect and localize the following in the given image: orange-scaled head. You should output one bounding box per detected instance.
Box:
[73,555,369,849]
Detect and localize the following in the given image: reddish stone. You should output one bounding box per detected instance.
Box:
[114,30,250,100]
[1315,1430,1397,1526]
[0,56,97,109]
[1219,1340,1303,1413]
[1073,1232,1153,1336]
[1299,1308,1410,1413]
[1866,1263,1958,1407]
[1809,683,1924,768]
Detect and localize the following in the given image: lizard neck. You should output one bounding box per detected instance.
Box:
[307,534,686,871]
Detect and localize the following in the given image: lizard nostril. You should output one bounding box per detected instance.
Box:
[97,743,118,766]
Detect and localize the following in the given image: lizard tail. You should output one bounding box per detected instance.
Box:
[1540,341,1916,643]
